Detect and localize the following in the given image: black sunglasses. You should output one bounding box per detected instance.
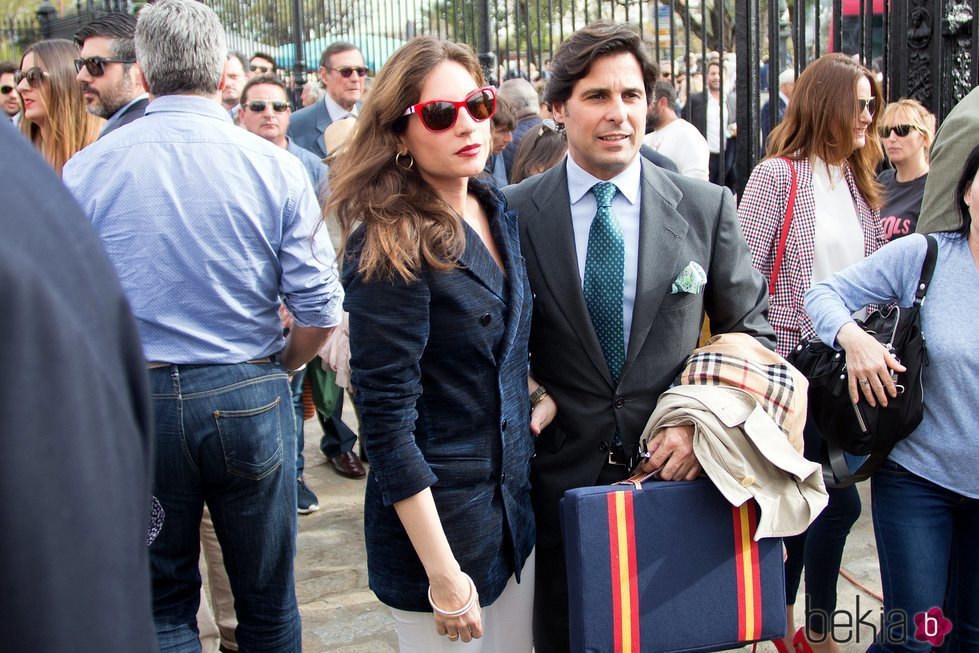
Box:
[250,64,273,73]
[245,99,290,113]
[74,56,136,77]
[330,66,368,78]
[0,85,14,94]
[857,97,877,116]
[403,87,496,132]
[14,67,48,87]
[879,124,920,138]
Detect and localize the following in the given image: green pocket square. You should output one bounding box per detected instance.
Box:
[671,261,707,294]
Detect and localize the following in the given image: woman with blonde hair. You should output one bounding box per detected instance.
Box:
[738,53,885,653]
[877,98,936,241]
[17,39,102,174]
[327,35,554,652]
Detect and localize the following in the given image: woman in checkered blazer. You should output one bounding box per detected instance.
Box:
[737,54,886,653]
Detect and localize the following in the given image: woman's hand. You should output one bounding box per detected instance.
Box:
[530,394,557,435]
[835,321,907,407]
[429,570,483,643]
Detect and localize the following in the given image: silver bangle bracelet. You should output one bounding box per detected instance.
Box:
[428,572,478,618]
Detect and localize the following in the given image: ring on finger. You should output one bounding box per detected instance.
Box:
[448,632,459,641]
[859,379,870,386]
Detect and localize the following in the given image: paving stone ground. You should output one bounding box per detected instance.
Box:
[297,410,882,652]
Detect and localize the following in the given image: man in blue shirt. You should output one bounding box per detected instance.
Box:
[74,14,148,139]
[238,72,327,514]
[62,1,343,650]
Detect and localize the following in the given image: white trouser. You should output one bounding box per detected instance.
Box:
[390,549,535,653]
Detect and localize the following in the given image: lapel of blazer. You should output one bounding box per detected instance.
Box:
[523,161,612,387]
[498,205,526,365]
[621,160,688,380]
[314,103,333,157]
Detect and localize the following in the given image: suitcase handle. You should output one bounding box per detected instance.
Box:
[615,467,664,489]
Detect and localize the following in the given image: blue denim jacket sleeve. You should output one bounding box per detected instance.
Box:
[344,264,439,506]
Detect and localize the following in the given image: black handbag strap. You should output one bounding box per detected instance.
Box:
[914,235,939,306]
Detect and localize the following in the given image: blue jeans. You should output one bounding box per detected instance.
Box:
[148,362,300,653]
[869,461,978,652]
[288,368,307,477]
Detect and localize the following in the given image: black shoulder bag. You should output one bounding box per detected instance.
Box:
[788,235,938,486]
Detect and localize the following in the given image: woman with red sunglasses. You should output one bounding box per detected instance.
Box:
[326,36,553,652]
[17,39,102,174]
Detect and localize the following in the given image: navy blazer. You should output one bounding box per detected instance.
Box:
[344,181,535,612]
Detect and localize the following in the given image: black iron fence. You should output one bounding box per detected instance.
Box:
[4,0,976,189]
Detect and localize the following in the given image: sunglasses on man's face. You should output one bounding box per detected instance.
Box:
[15,67,48,87]
[250,64,272,74]
[879,124,920,138]
[74,56,136,77]
[330,66,368,78]
[245,99,290,113]
[857,97,877,116]
[403,87,496,132]
[0,85,14,94]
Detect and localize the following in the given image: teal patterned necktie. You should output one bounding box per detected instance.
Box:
[583,181,625,384]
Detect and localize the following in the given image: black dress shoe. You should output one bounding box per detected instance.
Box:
[328,450,366,478]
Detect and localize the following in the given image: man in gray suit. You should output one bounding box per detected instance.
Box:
[917,85,979,234]
[288,41,365,158]
[502,22,774,652]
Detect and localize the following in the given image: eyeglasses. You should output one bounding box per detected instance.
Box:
[403,87,496,132]
[330,66,368,78]
[250,64,273,74]
[74,56,136,77]
[245,99,290,113]
[857,97,877,116]
[879,124,920,138]
[0,85,14,94]
[14,67,49,87]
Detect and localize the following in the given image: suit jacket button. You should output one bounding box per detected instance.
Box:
[614,397,625,409]
[480,313,492,326]
[599,441,610,453]
[501,419,508,431]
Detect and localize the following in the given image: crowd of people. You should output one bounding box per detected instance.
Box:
[4,1,976,652]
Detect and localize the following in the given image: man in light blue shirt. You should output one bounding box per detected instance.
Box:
[62,1,341,650]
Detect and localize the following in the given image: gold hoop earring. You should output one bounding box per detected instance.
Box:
[395,151,414,170]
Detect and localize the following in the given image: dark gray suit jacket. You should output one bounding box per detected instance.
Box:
[502,157,774,549]
[100,97,148,139]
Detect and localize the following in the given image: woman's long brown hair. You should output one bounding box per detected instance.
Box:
[766,53,884,209]
[19,39,102,175]
[326,36,486,283]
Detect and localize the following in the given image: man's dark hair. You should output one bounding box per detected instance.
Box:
[652,80,677,106]
[239,74,288,105]
[251,51,276,69]
[74,13,137,61]
[544,22,658,107]
[227,50,247,67]
[0,61,17,76]
[491,95,516,131]
[318,41,360,71]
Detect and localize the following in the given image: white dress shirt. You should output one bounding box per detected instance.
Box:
[323,92,357,122]
[566,153,642,352]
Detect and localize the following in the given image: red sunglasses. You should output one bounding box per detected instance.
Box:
[403,87,496,132]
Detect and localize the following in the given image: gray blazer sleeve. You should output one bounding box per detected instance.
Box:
[918,86,979,234]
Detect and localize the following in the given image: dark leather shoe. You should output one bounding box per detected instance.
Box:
[328,450,366,479]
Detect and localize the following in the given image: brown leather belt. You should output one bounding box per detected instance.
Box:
[146,357,274,369]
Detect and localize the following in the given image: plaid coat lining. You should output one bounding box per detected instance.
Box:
[737,156,883,357]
